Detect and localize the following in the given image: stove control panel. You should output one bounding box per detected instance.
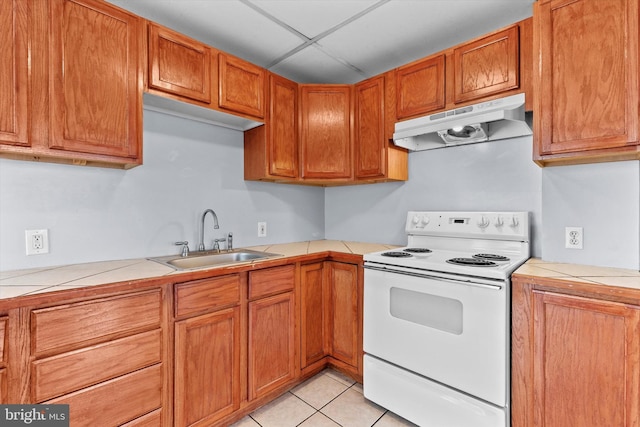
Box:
[405,211,529,241]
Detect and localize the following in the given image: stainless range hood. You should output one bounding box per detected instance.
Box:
[393,93,531,151]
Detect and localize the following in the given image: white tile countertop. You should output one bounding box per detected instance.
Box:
[0,240,397,299]
[514,258,640,290]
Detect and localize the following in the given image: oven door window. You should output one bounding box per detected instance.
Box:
[390,287,463,335]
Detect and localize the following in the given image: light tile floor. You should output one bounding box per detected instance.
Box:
[230,369,417,427]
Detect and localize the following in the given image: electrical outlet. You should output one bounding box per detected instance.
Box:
[257,222,267,238]
[26,229,49,255]
[565,227,583,249]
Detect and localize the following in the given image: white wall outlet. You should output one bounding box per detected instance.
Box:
[257,221,267,238]
[26,229,49,255]
[565,227,583,249]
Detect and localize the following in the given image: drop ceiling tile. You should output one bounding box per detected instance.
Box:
[320,0,534,78]
[270,44,364,84]
[249,0,381,39]
[107,0,301,67]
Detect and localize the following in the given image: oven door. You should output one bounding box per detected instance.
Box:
[363,263,508,406]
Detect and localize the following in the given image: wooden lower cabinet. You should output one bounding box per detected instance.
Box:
[512,277,640,427]
[300,262,329,370]
[248,291,296,400]
[174,306,241,427]
[300,261,362,378]
[29,289,166,426]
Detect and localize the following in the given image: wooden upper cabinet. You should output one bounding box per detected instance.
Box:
[300,85,353,180]
[0,0,28,147]
[453,25,519,104]
[354,72,407,182]
[395,54,445,120]
[48,0,143,162]
[218,53,266,119]
[244,73,298,181]
[534,0,639,164]
[148,23,211,103]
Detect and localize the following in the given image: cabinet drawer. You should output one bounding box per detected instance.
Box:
[0,317,7,367]
[45,364,162,427]
[32,289,162,357]
[175,274,241,318]
[249,264,295,300]
[121,409,162,427]
[33,329,162,402]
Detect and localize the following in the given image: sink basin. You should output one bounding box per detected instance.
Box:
[149,249,282,271]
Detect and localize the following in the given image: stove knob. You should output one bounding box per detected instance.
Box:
[495,216,504,227]
[510,216,520,227]
[477,216,490,229]
[420,215,430,226]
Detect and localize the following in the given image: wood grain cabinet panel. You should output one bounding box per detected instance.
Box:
[31,289,161,356]
[174,306,241,427]
[0,0,28,147]
[354,73,408,182]
[32,329,161,402]
[48,0,143,161]
[174,274,241,319]
[326,262,359,368]
[0,369,6,404]
[45,364,162,427]
[121,409,162,427]
[0,317,7,368]
[512,277,640,427]
[148,22,211,103]
[248,292,296,400]
[218,53,265,119]
[534,0,639,164]
[395,54,445,120]
[249,264,295,300]
[453,25,519,103]
[300,262,329,370]
[244,74,299,181]
[300,85,353,180]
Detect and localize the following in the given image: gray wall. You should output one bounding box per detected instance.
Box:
[325,136,543,256]
[1,110,639,272]
[0,109,325,271]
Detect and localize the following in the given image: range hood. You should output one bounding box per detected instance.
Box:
[393,93,531,151]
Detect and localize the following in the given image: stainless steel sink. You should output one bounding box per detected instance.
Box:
[149,249,282,271]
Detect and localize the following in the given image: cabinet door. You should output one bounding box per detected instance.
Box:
[300,262,329,369]
[148,23,211,103]
[248,292,296,400]
[453,25,519,104]
[532,291,640,427]
[396,54,445,119]
[0,0,28,146]
[355,75,386,179]
[49,0,142,160]
[535,0,638,157]
[327,262,359,368]
[300,85,352,180]
[174,307,241,427]
[268,74,298,178]
[218,53,265,119]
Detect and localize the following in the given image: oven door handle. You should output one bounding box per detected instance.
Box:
[364,265,503,290]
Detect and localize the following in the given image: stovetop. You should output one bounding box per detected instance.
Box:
[364,211,530,281]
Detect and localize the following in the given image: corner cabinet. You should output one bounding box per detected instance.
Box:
[533,0,640,165]
[511,276,640,427]
[300,85,353,182]
[354,73,407,182]
[244,73,299,181]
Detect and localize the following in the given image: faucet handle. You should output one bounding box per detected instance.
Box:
[175,241,189,257]
[227,232,233,251]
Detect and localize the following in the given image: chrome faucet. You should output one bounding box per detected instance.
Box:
[198,209,219,251]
